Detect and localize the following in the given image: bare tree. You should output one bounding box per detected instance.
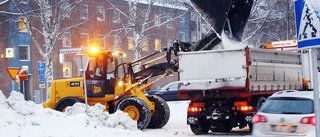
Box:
[105,0,188,70]
[241,0,296,46]
[12,0,89,99]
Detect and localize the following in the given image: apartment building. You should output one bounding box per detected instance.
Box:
[0,0,193,102]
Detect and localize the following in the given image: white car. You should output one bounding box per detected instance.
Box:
[252,90,316,137]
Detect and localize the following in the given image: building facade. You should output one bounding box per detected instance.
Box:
[0,0,193,102]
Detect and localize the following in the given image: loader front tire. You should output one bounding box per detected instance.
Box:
[54,97,83,112]
[146,95,170,128]
[116,97,151,130]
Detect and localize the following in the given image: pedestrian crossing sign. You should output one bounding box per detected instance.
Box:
[295,0,320,49]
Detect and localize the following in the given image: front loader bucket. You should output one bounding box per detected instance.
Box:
[190,0,232,36]
[190,0,253,48]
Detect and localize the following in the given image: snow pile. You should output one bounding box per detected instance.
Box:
[0,90,148,137]
[221,31,247,50]
[65,102,137,130]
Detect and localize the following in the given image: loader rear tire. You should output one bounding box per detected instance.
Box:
[116,97,151,130]
[54,97,83,112]
[146,95,170,128]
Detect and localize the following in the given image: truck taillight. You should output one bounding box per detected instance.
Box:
[238,106,253,112]
[188,102,205,113]
[188,107,202,113]
[300,116,316,126]
[252,114,267,123]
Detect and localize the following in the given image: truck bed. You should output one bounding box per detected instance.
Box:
[178,47,302,99]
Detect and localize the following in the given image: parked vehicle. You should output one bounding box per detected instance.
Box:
[252,90,316,137]
[146,81,184,101]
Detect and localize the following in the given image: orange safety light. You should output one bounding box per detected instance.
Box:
[238,106,253,112]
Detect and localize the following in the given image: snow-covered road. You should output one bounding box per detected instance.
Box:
[0,91,251,137]
[145,101,252,137]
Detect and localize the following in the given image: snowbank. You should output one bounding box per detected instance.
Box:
[0,90,149,137]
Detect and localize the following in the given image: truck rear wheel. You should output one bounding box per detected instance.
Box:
[190,124,210,135]
[116,97,151,130]
[54,97,83,112]
[146,95,170,128]
[190,118,209,135]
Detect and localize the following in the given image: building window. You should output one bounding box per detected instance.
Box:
[191,11,198,21]
[80,4,88,19]
[47,0,52,16]
[154,39,161,51]
[19,45,30,61]
[179,32,186,42]
[22,66,29,73]
[61,1,71,18]
[113,8,120,22]
[80,33,89,46]
[114,36,121,48]
[63,62,72,78]
[154,14,161,26]
[201,23,210,33]
[62,32,71,47]
[166,17,173,28]
[128,37,134,50]
[142,39,148,51]
[179,16,184,23]
[18,17,28,32]
[141,11,146,22]
[167,39,172,47]
[191,30,198,42]
[97,6,105,21]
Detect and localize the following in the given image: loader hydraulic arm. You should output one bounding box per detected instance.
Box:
[126,47,179,84]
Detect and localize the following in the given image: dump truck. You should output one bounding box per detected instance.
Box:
[168,0,312,135]
[43,47,178,130]
[177,46,310,134]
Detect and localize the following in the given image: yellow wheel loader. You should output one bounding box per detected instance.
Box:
[43,47,177,130]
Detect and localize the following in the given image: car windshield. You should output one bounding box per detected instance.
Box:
[161,82,178,90]
[259,97,314,114]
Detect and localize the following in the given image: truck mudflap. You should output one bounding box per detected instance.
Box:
[244,112,254,125]
[187,113,201,125]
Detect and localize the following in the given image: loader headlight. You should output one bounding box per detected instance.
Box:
[118,80,124,87]
[112,51,119,56]
[90,46,99,54]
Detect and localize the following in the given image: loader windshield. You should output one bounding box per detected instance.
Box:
[113,52,126,79]
[86,51,126,80]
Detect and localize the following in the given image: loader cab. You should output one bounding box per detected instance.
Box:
[85,50,126,97]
